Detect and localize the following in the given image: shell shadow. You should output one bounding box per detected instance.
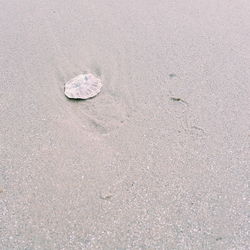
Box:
[64,91,102,102]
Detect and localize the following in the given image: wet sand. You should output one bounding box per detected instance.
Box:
[0,0,249,249]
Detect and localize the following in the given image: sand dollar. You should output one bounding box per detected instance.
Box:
[64,73,102,99]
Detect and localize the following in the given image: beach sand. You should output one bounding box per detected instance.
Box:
[0,0,249,248]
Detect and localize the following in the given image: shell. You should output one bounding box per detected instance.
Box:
[64,73,102,99]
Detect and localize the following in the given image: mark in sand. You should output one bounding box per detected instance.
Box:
[170,97,188,105]
[99,194,112,200]
[191,126,205,133]
[190,125,206,137]
[216,237,223,241]
[169,73,177,78]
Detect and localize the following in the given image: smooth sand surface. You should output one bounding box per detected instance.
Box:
[0,0,249,249]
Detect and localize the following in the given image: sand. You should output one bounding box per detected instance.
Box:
[0,0,249,249]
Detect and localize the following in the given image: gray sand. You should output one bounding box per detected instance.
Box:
[0,0,249,249]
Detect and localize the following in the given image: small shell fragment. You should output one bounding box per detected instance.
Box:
[64,73,102,99]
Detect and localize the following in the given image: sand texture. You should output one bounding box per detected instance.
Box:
[0,0,249,249]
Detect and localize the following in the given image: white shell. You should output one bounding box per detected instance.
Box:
[64,73,102,99]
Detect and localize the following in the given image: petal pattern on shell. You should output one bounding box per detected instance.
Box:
[64,73,102,99]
